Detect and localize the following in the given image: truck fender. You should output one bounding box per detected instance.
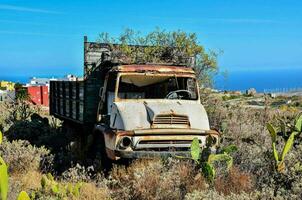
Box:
[93,124,117,160]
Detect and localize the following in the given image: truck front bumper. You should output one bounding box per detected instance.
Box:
[116,150,191,159]
[102,128,219,160]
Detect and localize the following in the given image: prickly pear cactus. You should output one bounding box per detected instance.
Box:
[266,114,302,173]
[0,130,8,200]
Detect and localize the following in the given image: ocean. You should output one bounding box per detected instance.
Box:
[0,75,29,84]
[214,68,302,93]
[1,68,302,93]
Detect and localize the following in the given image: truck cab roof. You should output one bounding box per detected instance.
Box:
[111,64,196,75]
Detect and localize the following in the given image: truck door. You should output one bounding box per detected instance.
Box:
[97,72,117,124]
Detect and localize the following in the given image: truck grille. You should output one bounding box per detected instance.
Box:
[136,139,200,150]
[152,114,190,128]
[139,140,194,145]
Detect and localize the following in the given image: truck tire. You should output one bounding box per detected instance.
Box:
[61,121,87,160]
[91,130,112,172]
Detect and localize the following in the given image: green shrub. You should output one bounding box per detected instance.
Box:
[0,139,52,174]
[6,115,68,151]
[0,130,32,200]
[222,95,240,101]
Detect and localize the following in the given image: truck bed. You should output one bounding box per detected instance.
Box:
[50,81,84,123]
[49,77,102,124]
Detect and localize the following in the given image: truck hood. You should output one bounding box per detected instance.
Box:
[110,100,210,131]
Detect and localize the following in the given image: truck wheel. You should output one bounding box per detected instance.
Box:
[62,121,88,158]
[92,131,112,172]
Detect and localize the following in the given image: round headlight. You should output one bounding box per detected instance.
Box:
[119,137,132,149]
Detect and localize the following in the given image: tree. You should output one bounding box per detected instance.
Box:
[98,28,219,88]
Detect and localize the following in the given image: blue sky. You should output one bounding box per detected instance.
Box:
[0,0,302,78]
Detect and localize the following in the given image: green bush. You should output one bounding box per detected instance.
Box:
[98,28,219,87]
[0,139,52,174]
[0,130,32,200]
[222,95,240,101]
[6,114,68,150]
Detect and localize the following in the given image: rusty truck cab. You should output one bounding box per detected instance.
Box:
[95,64,219,160]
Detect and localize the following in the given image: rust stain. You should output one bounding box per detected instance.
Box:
[115,130,135,136]
[206,129,220,136]
[106,148,116,160]
[111,64,195,74]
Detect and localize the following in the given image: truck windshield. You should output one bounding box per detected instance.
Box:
[117,74,198,100]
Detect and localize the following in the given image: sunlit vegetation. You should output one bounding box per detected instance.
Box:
[1,92,302,199]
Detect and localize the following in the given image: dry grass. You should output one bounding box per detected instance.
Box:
[78,183,111,200]
[108,159,208,200]
[11,171,111,200]
[11,170,42,191]
[214,167,253,195]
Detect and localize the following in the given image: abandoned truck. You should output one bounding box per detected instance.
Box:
[49,36,219,161]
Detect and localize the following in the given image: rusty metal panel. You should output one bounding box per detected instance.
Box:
[116,65,195,74]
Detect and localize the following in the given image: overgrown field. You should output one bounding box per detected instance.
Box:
[1,93,302,200]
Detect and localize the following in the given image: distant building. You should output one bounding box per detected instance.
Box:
[65,74,77,81]
[23,75,77,107]
[26,85,49,106]
[0,90,15,103]
[27,75,77,87]
[29,78,50,86]
[0,81,15,91]
[246,88,257,96]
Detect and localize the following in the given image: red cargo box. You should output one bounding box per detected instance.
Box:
[26,85,49,106]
